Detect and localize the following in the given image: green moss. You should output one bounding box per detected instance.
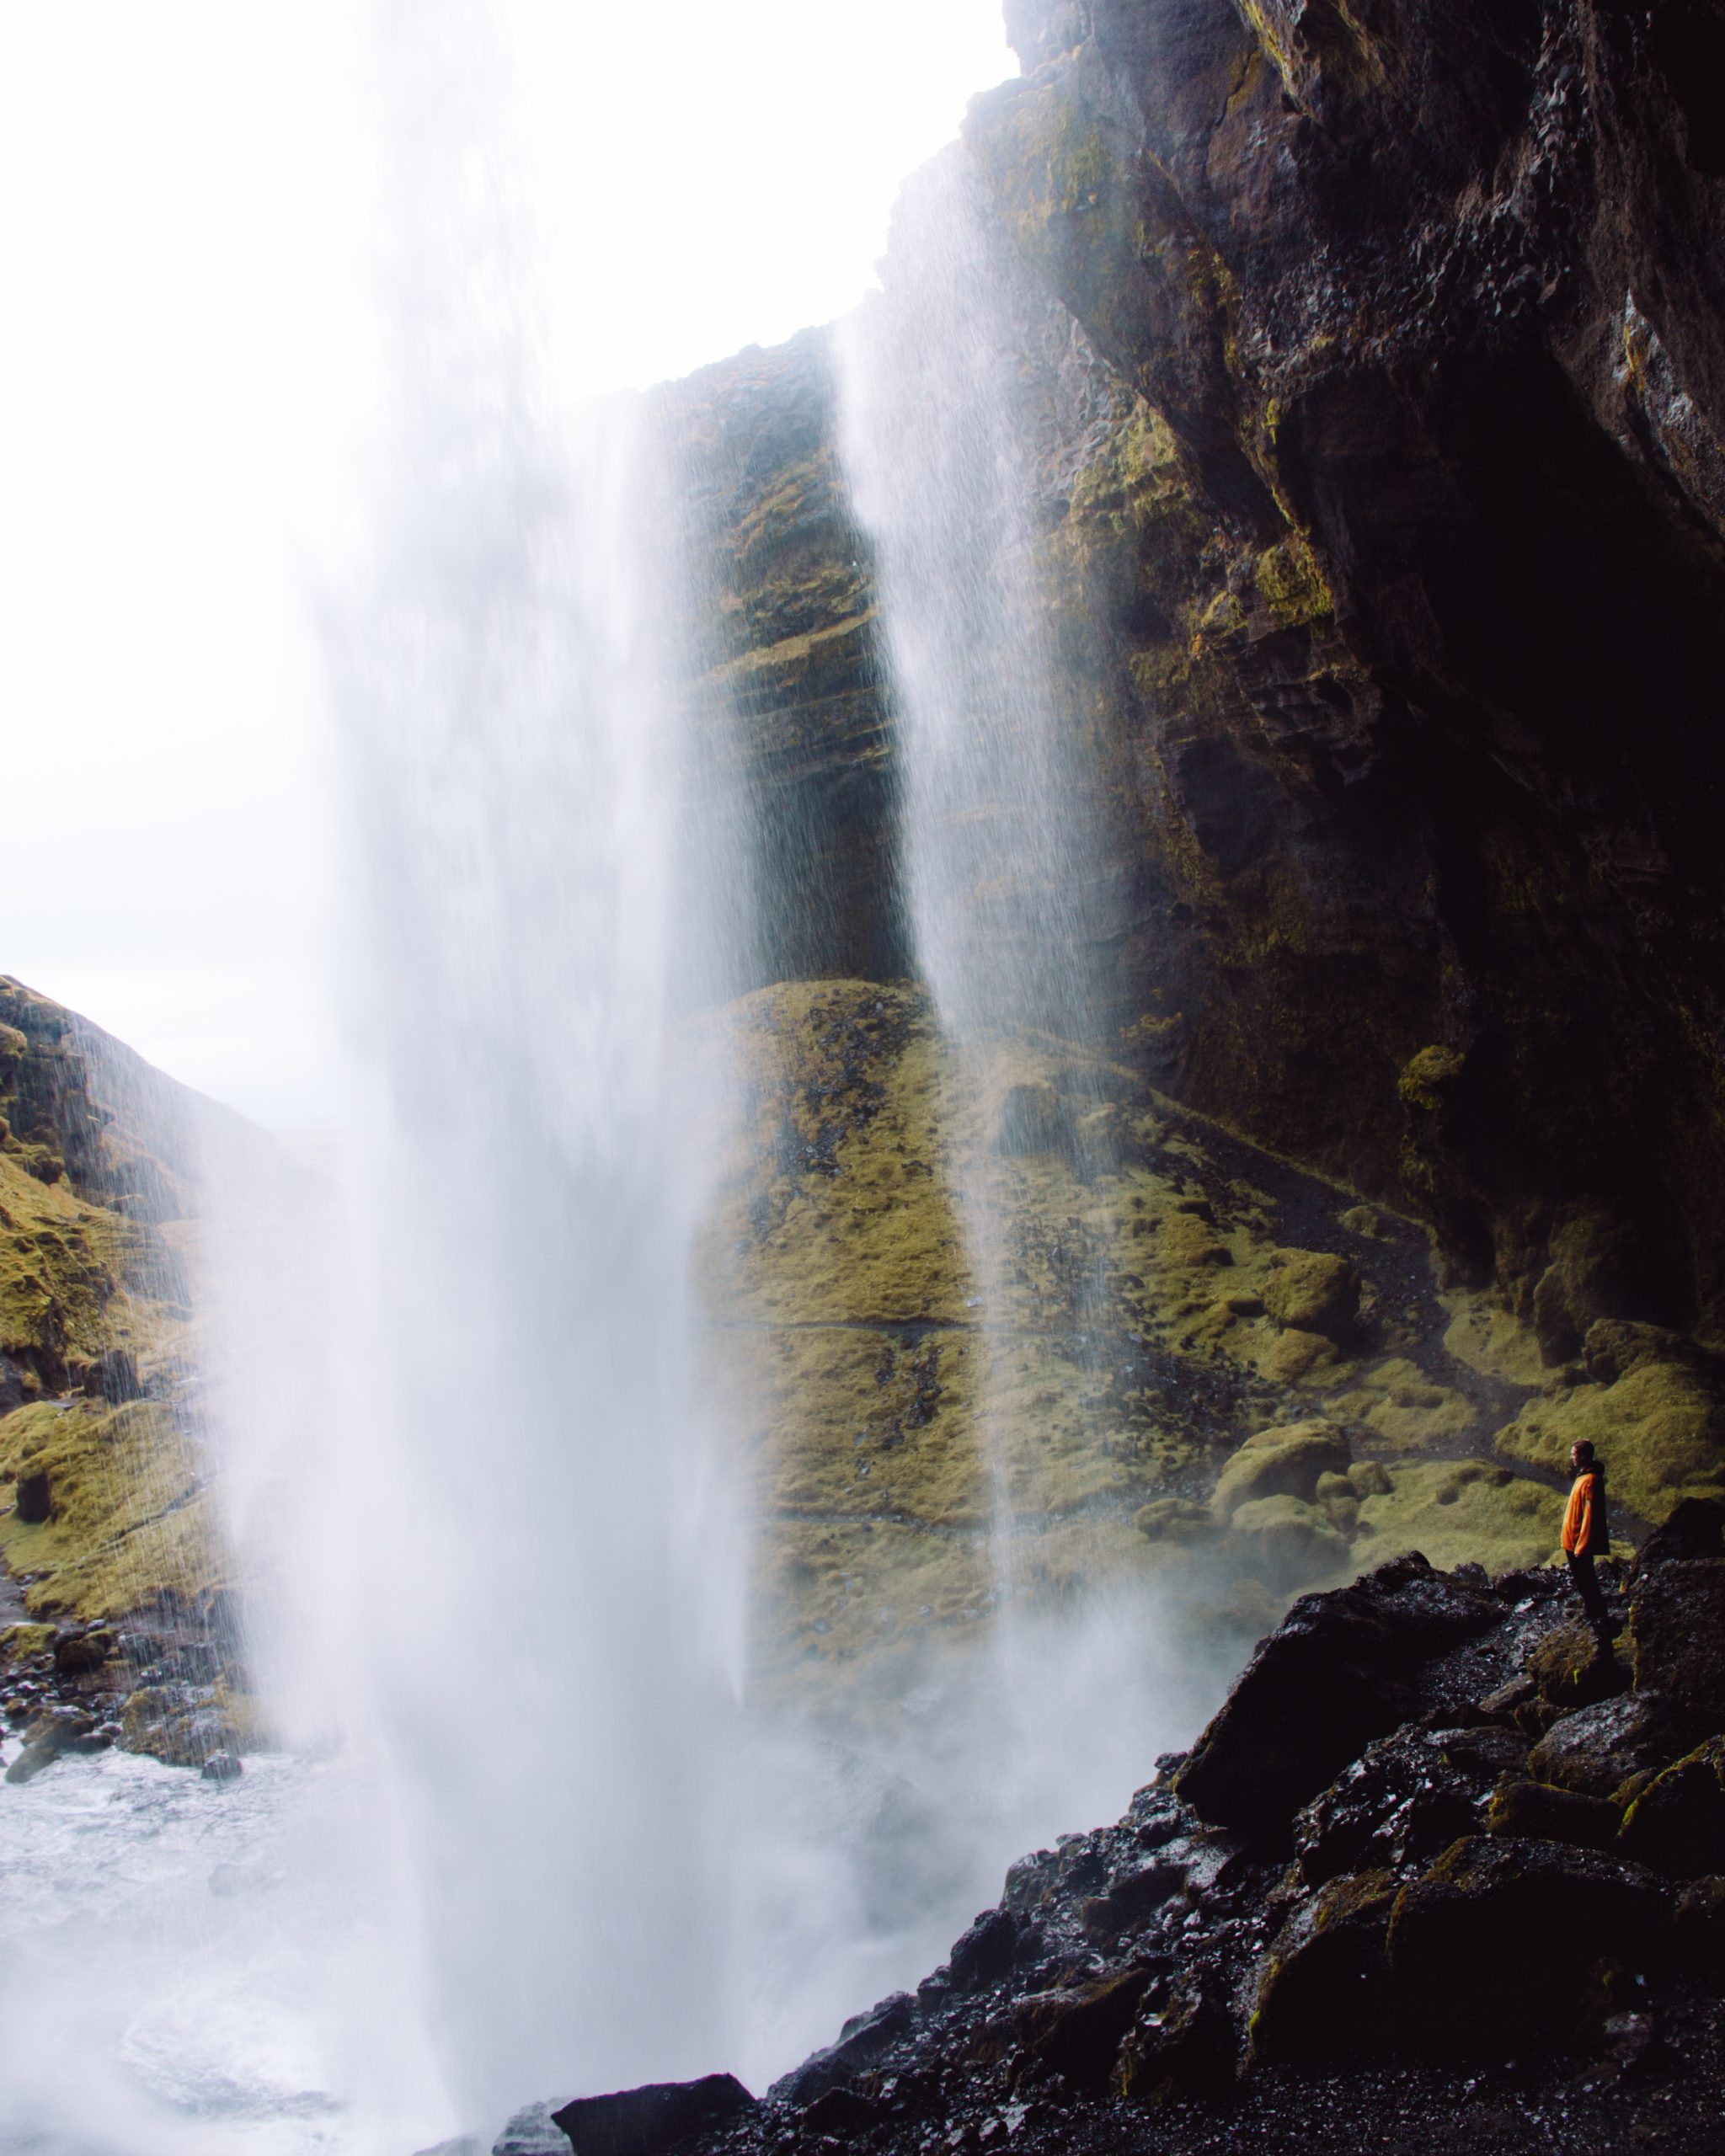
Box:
[1441,1291,1548,1387]
[1494,1358,1725,1524]
[1350,1458,1564,1575]
[1252,534,1333,630]
[0,1620,54,1662]
[1398,1045,1466,1113]
[0,1396,222,1620]
[1324,1357,1479,1451]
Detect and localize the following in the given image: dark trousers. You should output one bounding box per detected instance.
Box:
[1567,1551,1611,1641]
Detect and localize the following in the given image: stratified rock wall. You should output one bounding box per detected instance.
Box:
[968,0,1725,1337]
[662,3,1725,1361]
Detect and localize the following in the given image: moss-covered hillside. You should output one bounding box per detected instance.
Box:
[0,978,228,1628]
[690,980,1704,1700]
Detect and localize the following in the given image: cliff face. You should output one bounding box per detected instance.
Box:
[968,0,1725,1349]
[0,979,254,1775]
[663,0,1725,1371]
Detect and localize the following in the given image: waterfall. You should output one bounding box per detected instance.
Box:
[0,46,1214,2156]
[277,6,752,2127]
[836,147,1179,1850]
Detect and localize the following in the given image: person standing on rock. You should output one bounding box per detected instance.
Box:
[1562,1439,1617,1654]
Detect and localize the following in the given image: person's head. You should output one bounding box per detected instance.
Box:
[1571,1438,1597,1473]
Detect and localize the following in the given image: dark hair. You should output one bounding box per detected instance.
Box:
[1573,1439,1597,1465]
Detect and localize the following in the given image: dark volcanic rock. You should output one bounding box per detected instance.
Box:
[1247,1870,1402,2066]
[1174,1556,1497,1836]
[1528,1690,1717,1800]
[1386,1838,1673,2055]
[538,1556,1725,2156]
[1637,1499,1725,1570]
[552,2078,755,2156]
[1484,1778,1623,1851]
[772,1993,916,2106]
[1619,1737,1725,1877]
[1631,1559,1725,1717]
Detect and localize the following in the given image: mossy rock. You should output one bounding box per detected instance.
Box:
[1526,1620,1630,1710]
[1225,1494,1350,1589]
[0,1620,55,1665]
[1211,1418,1350,1519]
[1527,1693,1713,1802]
[1262,1328,1342,1384]
[1619,1738,1725,1878]
[1386,1836,1673,2054]
[1484,1779,1621,1850]
[1247,1869,1401,2065]
[1263,1250,1360,1340]
[1349,1460,1564,1578]
[1134,1498,1217,1546]
[1441,1292,1547,1388]
[1495,1357,1725,1524]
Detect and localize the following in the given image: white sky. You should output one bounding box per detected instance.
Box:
[0,1,1016,1127]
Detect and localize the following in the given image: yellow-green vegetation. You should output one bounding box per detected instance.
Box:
[1349,1459,1565,1576]
[0,986,228,1633]
[696,978,1577,1694]
[0,1145,150,1381]
[0,1396,222,1620]
[1441,1289,1548,1387]
[1324,1358,1479,1452]
[1495,1351,1725,1524]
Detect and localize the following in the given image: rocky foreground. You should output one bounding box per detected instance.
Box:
[513,1512,1725,2156]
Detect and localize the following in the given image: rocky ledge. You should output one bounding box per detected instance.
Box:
[523,1506,1725,2156]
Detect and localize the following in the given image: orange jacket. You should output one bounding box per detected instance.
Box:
[1562,1467,1606,1557]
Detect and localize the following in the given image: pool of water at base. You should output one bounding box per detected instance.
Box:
[0,1742,451,2156]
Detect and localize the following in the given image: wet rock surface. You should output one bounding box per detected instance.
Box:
[0,1593,251,1782]
[538,1544,1725,2155]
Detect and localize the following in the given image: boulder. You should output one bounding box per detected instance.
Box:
[1210,1420,1351,1519]
[3,1705,104,1785]
[946,1908,1034,1990]
[1078,1856,1186,1940]
[552,2078,754,2156]
[1263,1251,1360,1341]
[1114,1972,1237,2102]
[200,1751,243,1785]
[1526,1622,1630,1711]
[1630,1559,1725,1718]
[1672,1877,1725,1974]
[1619,1738,1725,1878]
[1132,1497,1217,1547]
[493,2103,575,2156]
[1008,1967,1149,2091]
[52,1624,114,1677]
[1636,1498,1725,1570]
[796,2088,880,2136]
[1386,1838,1673,2054]
[1225,1496,1350,1589]
[772,1993,914,2105]
[1292,1730,1482,1888]
[1484,1780,1622,1851]
[1529,1693,1716,1801]
[1174,1556,1498,1837]
[1247,1870,1401,2065]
